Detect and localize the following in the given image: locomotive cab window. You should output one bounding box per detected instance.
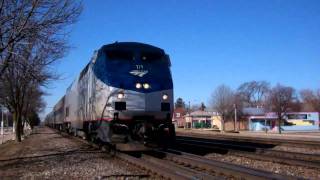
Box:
[106,50,134,60]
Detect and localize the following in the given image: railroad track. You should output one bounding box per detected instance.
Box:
[117,150,297,180]
[55,129,300,179]
[56,129,215,179]
[175,136,320,169]
[117,152,217,180]
[162,150,297,180]
[177,132,320,148]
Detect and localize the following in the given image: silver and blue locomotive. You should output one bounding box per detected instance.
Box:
[45,42,175,150]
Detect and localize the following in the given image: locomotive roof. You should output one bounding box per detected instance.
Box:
[101,42,165,54]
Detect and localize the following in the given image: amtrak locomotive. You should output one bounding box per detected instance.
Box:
[45,42,175,150]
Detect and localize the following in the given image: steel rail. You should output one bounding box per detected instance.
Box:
[177,136,320,160]
[140,154,219,179]
[161,150,297,180]
[176,137,260,151]
[116,152,188,180]
[175,137,320,169]
[176,132,320,148]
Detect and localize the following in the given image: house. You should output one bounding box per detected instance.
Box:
[243,108,319,131]
[184,110,221,129]
[172,107,187,128]
[249,112,319,131]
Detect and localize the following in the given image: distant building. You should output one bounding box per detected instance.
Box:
[184,110,221,129]
[173,105,319,132]
[211,114,222,130]
[248,112,319,131]
[241,107,319,131]
[172,107,187,128]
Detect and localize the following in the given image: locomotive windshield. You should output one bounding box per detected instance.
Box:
[106,50,165,62]
[141,51,164,61]
[106,50,134,60]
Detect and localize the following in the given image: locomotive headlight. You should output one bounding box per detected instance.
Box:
[143,83,150,89]
[135,83,142,89]
[162,94,168,100]
[117,92,124,99]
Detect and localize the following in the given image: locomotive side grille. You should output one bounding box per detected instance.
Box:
[115,102,126,110]
[161,103,170,111]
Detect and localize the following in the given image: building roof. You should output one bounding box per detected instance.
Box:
[174,107,186,114]
[248,111,319,121]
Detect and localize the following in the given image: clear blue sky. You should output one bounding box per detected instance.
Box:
[43,0,320,116]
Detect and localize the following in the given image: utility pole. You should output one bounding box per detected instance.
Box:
[234,104,237,132]
[188,101,191,128]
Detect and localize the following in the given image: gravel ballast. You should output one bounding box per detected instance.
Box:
[205,153,320,180]
[272,145,320,155]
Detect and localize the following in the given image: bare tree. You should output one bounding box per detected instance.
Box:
[210,85,234,132]
[267,84,295,134]
[237,81,270,107]
[300,89,320,112]
[0,0,81,142]
[26,110,41,129]
[0,0,82,76]
[0,40,57,141]
[22,85,46,130]
[190,104,200,112]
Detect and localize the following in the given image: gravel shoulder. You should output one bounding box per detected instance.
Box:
[0,127,149,179]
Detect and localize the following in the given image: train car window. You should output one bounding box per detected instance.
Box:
[141,51,164,61]
[106,50,134,60]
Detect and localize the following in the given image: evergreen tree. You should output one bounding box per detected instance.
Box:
[199,102,206,111]
[175,98,185,109]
